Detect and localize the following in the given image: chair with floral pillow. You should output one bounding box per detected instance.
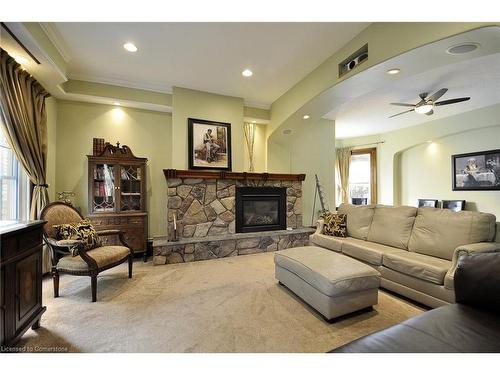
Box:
[40,202,133,302]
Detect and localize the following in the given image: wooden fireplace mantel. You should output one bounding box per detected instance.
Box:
[163,169,305,182]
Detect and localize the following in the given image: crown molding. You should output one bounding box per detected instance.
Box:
[67,73,172,95]
[58,87,173,114]
[38,22,72,63]
[242,101,271,110]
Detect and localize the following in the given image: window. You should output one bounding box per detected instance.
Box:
[348,148,377,204]
[0,129,30,221]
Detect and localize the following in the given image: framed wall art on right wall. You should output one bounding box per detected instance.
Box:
[452,149,500,191]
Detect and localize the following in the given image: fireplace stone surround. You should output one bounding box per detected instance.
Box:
[152,169,312,265]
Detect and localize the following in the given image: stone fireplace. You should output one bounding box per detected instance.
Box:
[152,170,314,265]
[235,186,286,233]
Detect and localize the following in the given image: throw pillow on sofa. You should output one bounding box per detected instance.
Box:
[320,212,347,237]
[54,219,102,256]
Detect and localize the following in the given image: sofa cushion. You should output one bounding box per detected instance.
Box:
[383,250,451,285]
[321,212,347,237]
[274,246,380,297]
[309,233,343,252]
[367,206,417,250]
[337,203,376,240]
[342,238,402,266]
[408,208,496,260]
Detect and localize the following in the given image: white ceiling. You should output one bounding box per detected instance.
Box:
[47,22,369,107]
[332,53,500,138]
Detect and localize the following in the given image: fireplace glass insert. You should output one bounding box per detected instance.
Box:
[236,187,286,233]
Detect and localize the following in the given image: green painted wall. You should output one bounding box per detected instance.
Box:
[243,106,270,120]
[171,87,245,171]
[45,96,58,202]
[289,119,336,226]
[267,140,290,173]
[55,101,172,237]
[400,125,500,218]
[339,104,500,217]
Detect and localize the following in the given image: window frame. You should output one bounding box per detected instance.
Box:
[0,131,30,221]
[350,147,377,204]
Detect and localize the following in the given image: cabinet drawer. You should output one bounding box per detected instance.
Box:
[90,216,144,227]
[90,217,126,226]
[128,217,144,225]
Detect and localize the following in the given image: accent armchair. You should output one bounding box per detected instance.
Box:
[40,202,134,302]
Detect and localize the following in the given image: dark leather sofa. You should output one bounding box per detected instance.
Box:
[331,251,500,353]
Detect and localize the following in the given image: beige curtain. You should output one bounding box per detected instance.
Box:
[244,122,256,172]
[0,48,50,219]
[1,49,51,273]
[336,147,352,204]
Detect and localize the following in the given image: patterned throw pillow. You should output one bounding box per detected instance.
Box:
[54,219,102,256]
[320,212,347,237]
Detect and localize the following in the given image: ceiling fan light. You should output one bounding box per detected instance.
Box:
[415,104,434,114]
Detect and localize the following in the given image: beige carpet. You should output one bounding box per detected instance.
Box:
[17,252,424,352]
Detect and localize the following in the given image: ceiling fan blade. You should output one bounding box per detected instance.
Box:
[434,97,471,106]
[427,88,448,102]
[425,109,434,116]
[389,109,414,118]
[390,103,415,107]
[416,92,428,106]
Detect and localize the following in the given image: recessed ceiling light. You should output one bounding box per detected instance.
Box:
[123,42,138,52]
[387,68,400,75]
[446,42,480,55]
[113,102,121,106]
[13,55,29,65]
[242,69,253,77]
[303,115,310,120]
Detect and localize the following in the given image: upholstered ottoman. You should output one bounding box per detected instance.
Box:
[274,246,381,321]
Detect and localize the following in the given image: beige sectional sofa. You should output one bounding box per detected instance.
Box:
[310,203,500,308]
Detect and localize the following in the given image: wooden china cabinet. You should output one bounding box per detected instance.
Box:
[87,143,148,261]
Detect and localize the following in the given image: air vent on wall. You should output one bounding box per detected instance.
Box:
[339,44,368,78]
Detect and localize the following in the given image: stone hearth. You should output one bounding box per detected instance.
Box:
[153,228,314,265]
[153,170,308,265]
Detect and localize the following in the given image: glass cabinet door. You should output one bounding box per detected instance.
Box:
[92,163,116,212]
[120,165,142,211]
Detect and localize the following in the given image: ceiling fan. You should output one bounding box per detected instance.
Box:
[389,88,470,118]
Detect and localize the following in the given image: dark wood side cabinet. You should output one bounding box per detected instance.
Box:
[87,143,148,261]
[0,220,46,348]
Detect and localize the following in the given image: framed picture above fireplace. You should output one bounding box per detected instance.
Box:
[452,149,500,191]
[188,118,232,171]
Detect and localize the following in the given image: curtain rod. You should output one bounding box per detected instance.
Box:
[350,140,385,148]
